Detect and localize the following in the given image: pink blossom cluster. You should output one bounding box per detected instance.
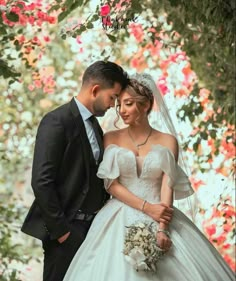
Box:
[203,202,235,271]
[1,0,56,27]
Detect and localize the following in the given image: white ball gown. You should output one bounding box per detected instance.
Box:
[63,144,234,281]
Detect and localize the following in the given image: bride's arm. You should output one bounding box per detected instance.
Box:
[156,136,178,251]
[159,136,178,230]
[108,180,173,224]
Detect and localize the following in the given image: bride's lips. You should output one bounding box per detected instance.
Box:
[121,115,129,120]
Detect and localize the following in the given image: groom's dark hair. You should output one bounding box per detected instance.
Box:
[82,60,129,90]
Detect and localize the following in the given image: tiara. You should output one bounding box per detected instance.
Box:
[130,73,157,94]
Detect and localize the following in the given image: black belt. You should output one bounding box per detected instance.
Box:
[74,210,97,222]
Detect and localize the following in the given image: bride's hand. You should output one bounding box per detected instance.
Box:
[156,231,172,252]
[58,231,70,243]
[143,202,173,224]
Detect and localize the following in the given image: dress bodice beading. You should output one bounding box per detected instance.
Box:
[97,144,194,202]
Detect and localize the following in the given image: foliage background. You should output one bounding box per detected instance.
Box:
[0,0,235,279]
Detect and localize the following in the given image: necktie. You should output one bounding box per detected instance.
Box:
[89,115,103,162]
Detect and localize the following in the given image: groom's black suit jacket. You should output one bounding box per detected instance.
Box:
[21,98,108,241]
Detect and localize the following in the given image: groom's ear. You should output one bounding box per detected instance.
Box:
[91,84,101,98]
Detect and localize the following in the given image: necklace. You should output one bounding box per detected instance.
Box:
[128,127,153,151]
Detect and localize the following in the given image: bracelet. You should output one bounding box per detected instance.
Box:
[141,200,147,213]
[157,229,170,238]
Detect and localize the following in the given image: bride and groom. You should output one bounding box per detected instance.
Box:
[21,61,234,281]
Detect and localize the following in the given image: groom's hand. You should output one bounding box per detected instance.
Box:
[143,202,173,224]
[58,231,71,243]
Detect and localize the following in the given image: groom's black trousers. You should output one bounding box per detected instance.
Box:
[42,219,92,281]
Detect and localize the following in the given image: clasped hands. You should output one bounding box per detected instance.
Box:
[143,202,173,252]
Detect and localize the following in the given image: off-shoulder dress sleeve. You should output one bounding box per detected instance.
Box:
[97,145,120,190]
[154,145,194,200]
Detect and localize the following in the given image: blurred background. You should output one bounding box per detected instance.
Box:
[0,0,235,280]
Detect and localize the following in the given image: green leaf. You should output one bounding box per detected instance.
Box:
[209,130,217,138]
[189,114,195,122]
[92,14,99,21]
[0,27,7,35]
[75,24,86,35]
[65,0,74,8]
[201,131,208,140]
[6,12,19,22]
[8,80,15,85]
[70,0,84,10]
[16,3,24,9]
[17,28,23,34]
[48,4,61,13]
[86,22,93,29]
[131,0,142,12]
[61,34,67,40]
[106,33,117,42]
[58,10,70,22]
[193,142,199,152]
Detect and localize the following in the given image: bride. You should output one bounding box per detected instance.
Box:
[63,74,234,281]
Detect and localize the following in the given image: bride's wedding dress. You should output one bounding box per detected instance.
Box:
[63,144,234,281]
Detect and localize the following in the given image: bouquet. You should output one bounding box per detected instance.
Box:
[123,222,165,272]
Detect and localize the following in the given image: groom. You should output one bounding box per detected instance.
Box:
[21,61,129,281]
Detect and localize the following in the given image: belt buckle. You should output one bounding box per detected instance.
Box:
[76,210,96,221]
[76,210,85,220]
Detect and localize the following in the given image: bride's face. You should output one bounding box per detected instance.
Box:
[117,91,144,124]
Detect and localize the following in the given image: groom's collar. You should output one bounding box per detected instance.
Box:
[73,97,92,121]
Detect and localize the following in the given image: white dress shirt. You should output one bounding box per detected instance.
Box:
[74,97,100,162]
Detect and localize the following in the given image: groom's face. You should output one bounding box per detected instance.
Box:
[92,82,122,116]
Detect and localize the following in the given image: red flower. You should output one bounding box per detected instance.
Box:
[205,224,216,236]
[44,36,50,43]
[100,4,110,16]
[102,16,112,26]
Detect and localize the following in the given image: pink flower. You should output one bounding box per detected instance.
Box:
[28,84,35,91]
[223,244,231,250]
[26,3,36,10]
[129,23,144,43]
[102,16,112,26]
[18,35,25,43]
[44,36,50,42]
[157,77,169,96]
[189,177,205,191]
[205,224,216,236]
[76,36,82,44]
[34,79,42,88]
[100,4,110,16]
[28,15,35,25]
[223,255,235,271]
[47,16,56,24]
[43,86,54,94]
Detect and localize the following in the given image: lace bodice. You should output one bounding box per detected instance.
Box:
[97,144,194,202]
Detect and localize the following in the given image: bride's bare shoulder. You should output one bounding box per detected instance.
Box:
[152,130,179,160]
[104,128,126,147]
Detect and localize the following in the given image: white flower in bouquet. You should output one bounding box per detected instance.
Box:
[123,221,165,272]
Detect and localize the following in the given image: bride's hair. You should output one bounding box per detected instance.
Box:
[114,78,154,127]
[126,79,154,114]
